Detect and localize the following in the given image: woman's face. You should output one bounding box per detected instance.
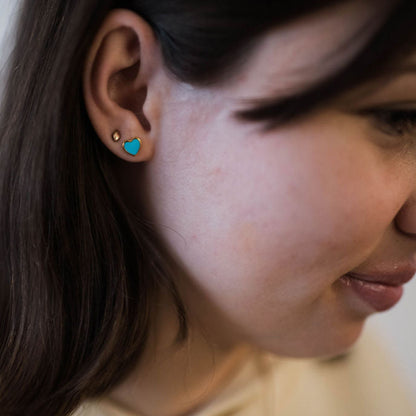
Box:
[138,0,416,357]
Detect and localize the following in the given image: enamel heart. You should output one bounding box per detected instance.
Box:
[122,138,142,156]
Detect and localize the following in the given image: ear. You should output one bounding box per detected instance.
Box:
[83,9,163,162]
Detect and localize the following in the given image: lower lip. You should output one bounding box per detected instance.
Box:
[340,274,403,312]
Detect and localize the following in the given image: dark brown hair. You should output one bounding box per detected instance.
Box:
[1,1,416,415]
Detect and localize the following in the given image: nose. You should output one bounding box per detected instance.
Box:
[395,194,416,237]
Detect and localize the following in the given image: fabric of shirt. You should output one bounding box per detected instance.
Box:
[74,330,415,416]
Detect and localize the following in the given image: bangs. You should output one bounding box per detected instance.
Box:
[235,0,416,130]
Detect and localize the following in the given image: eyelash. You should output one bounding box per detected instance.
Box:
[361,108,416,137]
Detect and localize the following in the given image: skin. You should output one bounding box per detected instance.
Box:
[83,1,416,415]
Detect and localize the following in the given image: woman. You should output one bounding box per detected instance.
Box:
[1,0,416,415]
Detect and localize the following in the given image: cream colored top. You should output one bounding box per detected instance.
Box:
[75,330,415,416]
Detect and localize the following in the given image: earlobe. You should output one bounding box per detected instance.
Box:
[82,9,161,162]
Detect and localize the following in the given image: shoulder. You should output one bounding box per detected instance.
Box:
[72,401,117,416]
[72,402,103,416]
[72,398,140,416]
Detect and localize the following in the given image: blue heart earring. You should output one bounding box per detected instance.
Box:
[112,130,142,156]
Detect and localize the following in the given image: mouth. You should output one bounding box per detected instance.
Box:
[340,269,415,312]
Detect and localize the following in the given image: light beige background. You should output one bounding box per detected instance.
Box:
[1,0,415,403]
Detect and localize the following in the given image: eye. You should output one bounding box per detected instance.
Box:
[358,108,416,137]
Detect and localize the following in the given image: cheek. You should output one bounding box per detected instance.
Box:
[178,131,385,294]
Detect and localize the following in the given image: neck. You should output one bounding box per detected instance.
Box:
[106,290,252,416]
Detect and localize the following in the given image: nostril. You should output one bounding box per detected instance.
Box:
[394,215,416,238]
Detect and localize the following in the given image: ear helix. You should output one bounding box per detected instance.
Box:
[112,130,143,156]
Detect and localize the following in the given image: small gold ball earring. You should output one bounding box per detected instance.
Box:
[112,130,121,142]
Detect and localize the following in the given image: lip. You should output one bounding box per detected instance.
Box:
[340,268,416,312]
[346,270,416,287]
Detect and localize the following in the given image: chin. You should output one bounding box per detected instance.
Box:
[261,320,366,360]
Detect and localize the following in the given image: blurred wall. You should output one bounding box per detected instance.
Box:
[1,0,415,405]
[0,1,19,97]
[370,278,416,398]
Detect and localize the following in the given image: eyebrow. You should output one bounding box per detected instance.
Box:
[234,60,416,132]
[337,62,416,104]
[387,63,416,78]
